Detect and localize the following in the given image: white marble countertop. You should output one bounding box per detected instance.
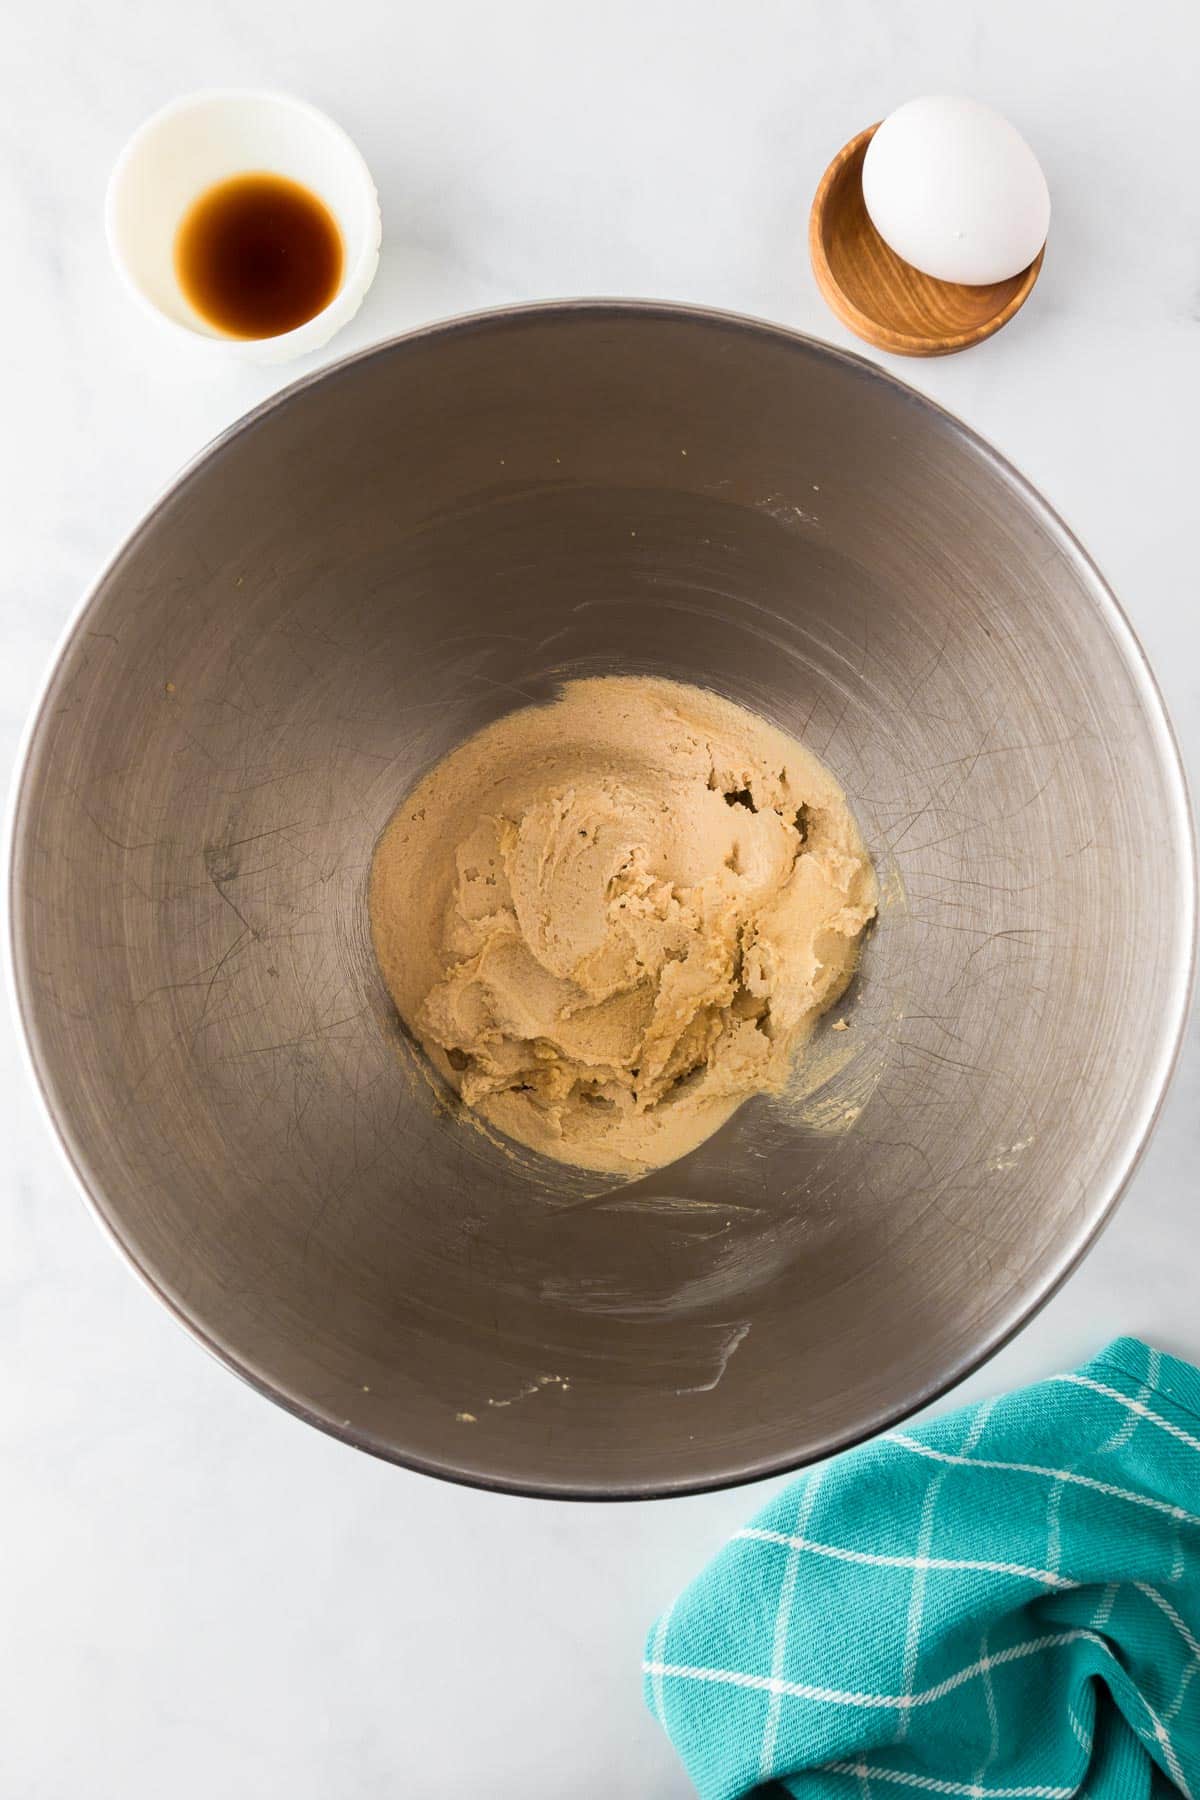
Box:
[3,3,1197,1794]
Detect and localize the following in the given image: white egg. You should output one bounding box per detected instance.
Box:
[862,96,1050,287]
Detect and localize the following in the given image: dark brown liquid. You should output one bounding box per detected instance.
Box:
[174,173,344,340]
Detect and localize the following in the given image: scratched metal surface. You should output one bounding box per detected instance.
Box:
[9,304,1194,1496]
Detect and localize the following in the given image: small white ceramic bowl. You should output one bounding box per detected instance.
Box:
[106,89,382,364]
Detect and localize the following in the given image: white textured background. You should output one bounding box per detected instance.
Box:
[2,3,1197,1794]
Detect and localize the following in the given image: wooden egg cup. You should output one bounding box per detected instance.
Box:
[809,123,1045,357]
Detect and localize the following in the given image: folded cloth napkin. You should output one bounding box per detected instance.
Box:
[645,1339,1200,1799]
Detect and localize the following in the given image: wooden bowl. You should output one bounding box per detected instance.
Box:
[809,123,1045,357]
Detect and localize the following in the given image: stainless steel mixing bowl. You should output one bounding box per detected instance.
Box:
[9,303,1195,1497]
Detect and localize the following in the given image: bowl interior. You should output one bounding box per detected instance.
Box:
[10,307,1193,1495]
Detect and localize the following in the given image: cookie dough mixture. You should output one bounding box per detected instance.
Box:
[370,677,876,1175]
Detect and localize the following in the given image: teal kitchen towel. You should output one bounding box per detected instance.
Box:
[645,1339,1200,1798]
